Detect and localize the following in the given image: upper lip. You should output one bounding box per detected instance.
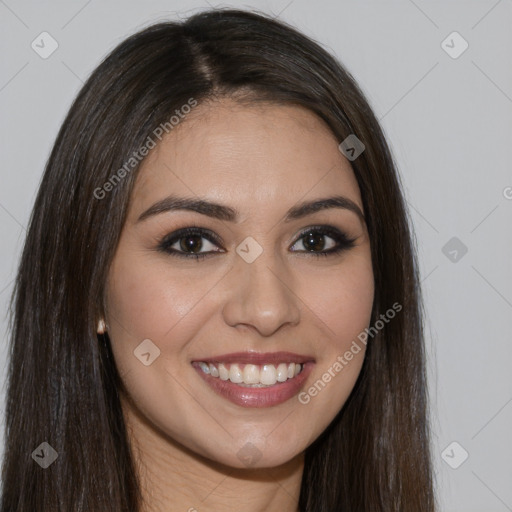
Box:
[192,351,315,365]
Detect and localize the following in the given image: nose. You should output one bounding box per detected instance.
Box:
[222,250,301,337]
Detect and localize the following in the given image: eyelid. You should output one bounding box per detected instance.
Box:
[292,224,350,241]
[159,226,225,249]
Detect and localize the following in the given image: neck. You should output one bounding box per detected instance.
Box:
[121,394,304,512]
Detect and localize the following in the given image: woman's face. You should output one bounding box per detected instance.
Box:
[104,98,374,469]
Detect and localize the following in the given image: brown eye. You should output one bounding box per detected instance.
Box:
[290,226,356,257]
[300,231,333,252]
[158,227,224,260]
[178,234,205,253]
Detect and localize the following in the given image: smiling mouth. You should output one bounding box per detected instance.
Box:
[190,351,314,408]
[194,361,304,387]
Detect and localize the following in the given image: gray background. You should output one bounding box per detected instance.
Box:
[1,1,511,510]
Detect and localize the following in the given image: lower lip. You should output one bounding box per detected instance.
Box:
[193,362,314,408]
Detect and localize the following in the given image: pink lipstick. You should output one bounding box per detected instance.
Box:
[191,351,315,408]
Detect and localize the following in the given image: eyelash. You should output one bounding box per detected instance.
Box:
[156,225,357,261]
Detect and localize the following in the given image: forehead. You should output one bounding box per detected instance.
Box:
[129,98,363,219]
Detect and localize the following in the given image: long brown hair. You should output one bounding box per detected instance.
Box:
[1,8,436,511]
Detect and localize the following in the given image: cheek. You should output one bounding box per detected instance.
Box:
[106,253,207,342]
[301,256,375,346]
[104,253,216,448]
[291,257,374,431]
[104,252,193,379]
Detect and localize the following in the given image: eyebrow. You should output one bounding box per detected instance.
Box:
[136,194,365,225]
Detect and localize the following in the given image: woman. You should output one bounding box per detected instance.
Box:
[0,8,436,512]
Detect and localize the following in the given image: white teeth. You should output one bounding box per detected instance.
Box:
[209,363,219,378]
[229,363,243,383]
[218,363,229,380]
[243,364,260,384]
[260,364,277,385]
[197,361,304,385]
[276,363,288,382]
[199,362,210,374]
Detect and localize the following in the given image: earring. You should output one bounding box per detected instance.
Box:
[97,318,107,334]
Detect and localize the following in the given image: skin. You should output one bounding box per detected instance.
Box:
[102,97,375,512]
